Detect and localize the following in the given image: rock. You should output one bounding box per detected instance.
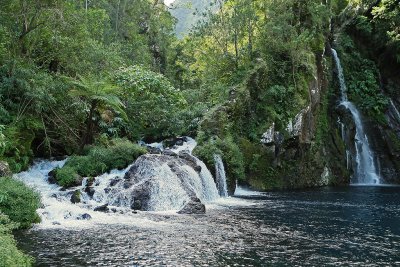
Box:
[320,166,330,186]
[147,146,162,154]
[163,137,185,148]
[0,161,11,177]
[70,190,81,204]
[94,204,109,212]
[109,178,121,187]
[162,149,177,157]
[178,151,202,173]
[286,107,309,139]
[122,154,219,211]
[77,213,92,220]
[104,188,111,194]
[84,186,95,198]
[177,197,206,214]
[131,199,142,210]
[47,169,57,184]
[261,124,275,146]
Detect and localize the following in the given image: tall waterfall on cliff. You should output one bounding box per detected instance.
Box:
[331,48,381,185]
[214,154,228,197]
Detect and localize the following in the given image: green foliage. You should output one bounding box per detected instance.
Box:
[0,177,40,229]
[54,166,82,188]
[194,134,245,184]
[337,34,389,121]
[0,213,33,267]
[0,0,176,168]
[238,138,284,190]
[115,66,187,140]
[55,139,147,187]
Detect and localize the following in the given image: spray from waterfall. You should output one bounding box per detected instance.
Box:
[214,154,228,197]
[331,48,381,185]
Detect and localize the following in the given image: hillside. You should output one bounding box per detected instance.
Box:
[169,0,214,38]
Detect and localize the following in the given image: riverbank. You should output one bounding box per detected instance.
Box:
[0,177,40,266]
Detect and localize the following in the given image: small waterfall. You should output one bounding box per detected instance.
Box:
[214,154,228,197]
[14,137,221,227]
[389,99,400,123]
[331,48,381,185]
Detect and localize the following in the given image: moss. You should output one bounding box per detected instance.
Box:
[55,138,147,188]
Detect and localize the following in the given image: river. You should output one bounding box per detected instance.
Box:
[16,186,400,266]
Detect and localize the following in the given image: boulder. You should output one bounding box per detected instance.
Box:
[109,178,121,187]
[84,186,95,198]
[70,190,81,204]
[47,169,57,184]
[94,204,109,212]
[77,213,92,220]
[261,124,275,146]
[0,161,11,177]
[162,149,177,157]
[177,197,206,214]
[121,154,219,211]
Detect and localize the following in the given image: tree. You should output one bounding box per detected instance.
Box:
[68,75,126,148]
[115,65,187,140]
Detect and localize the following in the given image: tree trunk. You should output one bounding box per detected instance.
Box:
[81,100,97,150]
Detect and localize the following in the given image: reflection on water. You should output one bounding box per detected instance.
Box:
[16,186,400,266]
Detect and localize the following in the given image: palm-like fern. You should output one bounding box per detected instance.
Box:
[67,75,127,148]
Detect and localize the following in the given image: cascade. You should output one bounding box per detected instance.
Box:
[389,99,400,123]
[15,137,220,227]
[214,154,228,197]
[331,48,381,185]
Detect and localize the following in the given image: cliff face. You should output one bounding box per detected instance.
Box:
[256,49,351,189]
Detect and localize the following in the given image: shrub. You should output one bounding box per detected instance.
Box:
[194,135,245,185]
[114,66,187,140]
[54,166,82,187]
[55,139,147,187]
[0,178,40,229]
[0,213,33,267]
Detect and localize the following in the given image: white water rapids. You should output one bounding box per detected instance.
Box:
[214,154,228,197]
[331,48,381,185]
[14,137,232,228]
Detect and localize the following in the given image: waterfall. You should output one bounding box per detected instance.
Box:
[389,99,400,123]
[331,48,381,185]
[214,154,228,197]
[14,137,221,227]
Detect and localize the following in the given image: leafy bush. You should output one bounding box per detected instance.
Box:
[0,213,33,267]
[54,166,81,188]
[114,66,187,140]
[194,135,245,185]
[55,139,147,187]
[0,178,40,229]
[337,35,389,121]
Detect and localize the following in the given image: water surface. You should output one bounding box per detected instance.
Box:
[16,186,400,266]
